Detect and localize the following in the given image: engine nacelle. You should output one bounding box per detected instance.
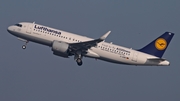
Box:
[52,41,69,58]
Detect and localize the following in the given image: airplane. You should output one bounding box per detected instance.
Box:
[7,22,174,66]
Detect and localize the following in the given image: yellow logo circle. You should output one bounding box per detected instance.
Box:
[155,38,167,50]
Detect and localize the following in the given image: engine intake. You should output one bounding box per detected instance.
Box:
[52,41,69,58]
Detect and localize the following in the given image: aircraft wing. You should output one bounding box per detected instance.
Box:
[69,31,111,51]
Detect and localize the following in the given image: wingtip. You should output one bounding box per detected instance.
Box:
[100,31,111,40]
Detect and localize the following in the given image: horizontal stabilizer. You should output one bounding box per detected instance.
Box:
[147,58,166,61]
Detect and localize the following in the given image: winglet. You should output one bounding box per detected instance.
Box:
[100,31,111,40]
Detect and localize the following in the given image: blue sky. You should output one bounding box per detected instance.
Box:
[1,0,180,101]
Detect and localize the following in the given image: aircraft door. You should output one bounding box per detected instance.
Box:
[26,24,33,34]
[132,51,138,62]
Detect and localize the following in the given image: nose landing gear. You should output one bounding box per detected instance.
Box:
[22,45,26,49]
[22,41,29,49]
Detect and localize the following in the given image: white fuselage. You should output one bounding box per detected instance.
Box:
[7,22,170,66]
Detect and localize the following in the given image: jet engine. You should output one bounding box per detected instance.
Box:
[52,41,69,58]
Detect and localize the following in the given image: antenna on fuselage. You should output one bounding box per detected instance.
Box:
[33,21,35,24]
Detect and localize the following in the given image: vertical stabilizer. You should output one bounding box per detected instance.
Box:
[138,32,174,58]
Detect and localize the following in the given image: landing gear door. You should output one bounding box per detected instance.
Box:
[132,51,138,62]
[26,24,33,34]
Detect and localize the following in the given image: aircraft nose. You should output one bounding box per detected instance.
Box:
[7,26,13,33]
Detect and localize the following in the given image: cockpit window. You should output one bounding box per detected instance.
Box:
[15,24,22,27]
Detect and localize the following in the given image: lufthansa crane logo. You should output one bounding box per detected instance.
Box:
[155,38,167,50]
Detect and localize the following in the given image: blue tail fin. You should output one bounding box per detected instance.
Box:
[138,32,174,58]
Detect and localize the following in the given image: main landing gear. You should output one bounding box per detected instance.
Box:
[74,51,83,66]
[76,58,83,66]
